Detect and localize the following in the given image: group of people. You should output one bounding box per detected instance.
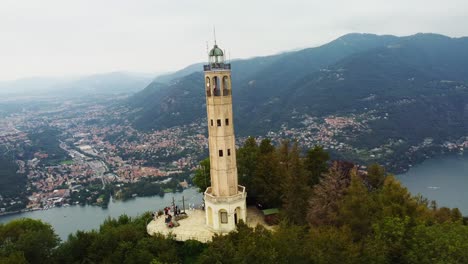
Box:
[162,205,183,228]
[151,202,202,228]
[162,207,175,228]
[163,205,182,216]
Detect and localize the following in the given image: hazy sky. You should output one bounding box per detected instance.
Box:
[1,0,467,81]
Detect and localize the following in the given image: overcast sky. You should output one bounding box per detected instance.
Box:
[1,0,467,81]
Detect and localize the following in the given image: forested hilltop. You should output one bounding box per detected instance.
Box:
[2,139,468,263]
[0,155,27,211]
[128,33,468,172]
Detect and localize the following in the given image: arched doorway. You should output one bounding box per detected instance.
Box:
[234,207,241,224]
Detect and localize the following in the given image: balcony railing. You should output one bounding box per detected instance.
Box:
[204,185,246,203]
[203,63,231,71]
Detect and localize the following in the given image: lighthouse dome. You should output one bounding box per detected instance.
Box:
[209,44,224,56]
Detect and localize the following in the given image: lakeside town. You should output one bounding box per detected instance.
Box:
[1,95,467,214]
[0,97,204,214]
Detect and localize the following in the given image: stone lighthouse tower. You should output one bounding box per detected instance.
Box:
[203,42,247,233]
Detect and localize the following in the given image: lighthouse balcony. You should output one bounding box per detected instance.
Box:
[204,185,246,203]
[204,63,231,71]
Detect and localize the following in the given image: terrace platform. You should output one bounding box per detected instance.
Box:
[146,207,273,243]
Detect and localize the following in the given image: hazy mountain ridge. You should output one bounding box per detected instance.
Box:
[0,72,155,97]
[130,33,468,128]
[128,33,468,168]
[129,33,398,130]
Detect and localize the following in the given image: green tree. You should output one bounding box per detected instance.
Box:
[434,207,453,223]
[53,230,99,263]
[304,145,330,187]
[280,140,310,225]
[0,251,28,264]
[404,223,468,263]
[272,223,310,264]
[179,239,207,263]
[337,169,376,240]
[237,137,259,189]
[450,208,463,222]
[307,226,360,264]
[376,175,418,220]
[0,218,59,264]
[366,163,386,190]
[362,217,412,263]
[252,139,282,207]
[433,207,462,223]
[193,158,210,192]
[198,223,277,264]
[308,162,350,226]
[54,213,181,263]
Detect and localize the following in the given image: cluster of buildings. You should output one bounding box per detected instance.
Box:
[27,189,71,210]
[63,122,206,182]
[264,112,375,152]
[0,98,207,212]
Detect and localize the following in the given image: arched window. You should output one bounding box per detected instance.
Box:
[222,76,230,96]
[206,77,211,97]
[213,76,221,96]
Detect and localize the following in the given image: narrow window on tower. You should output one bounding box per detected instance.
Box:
[219,150,223,157]
[222,76,229,96]
[213,76,220,96]
[211,119,214,126]
[217,119,221,126]
[220,211,228,223]
[206,77,211,97]
[227,149,231,156]
[225,118,229,126]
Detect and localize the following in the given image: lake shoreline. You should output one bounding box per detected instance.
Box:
[0,188,203,241]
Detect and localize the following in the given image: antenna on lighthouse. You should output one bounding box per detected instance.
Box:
[213,26,217,45]
[206,41,209,62]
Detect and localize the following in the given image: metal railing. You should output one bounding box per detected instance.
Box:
[204,63,231,71]
[204,185,246,203]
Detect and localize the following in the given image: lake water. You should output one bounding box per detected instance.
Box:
[0,188,203,241]
[398,154,468,215]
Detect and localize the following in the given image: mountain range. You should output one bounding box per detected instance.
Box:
[128,33,468,170]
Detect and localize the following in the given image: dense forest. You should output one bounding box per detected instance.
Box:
[0,127,68,208]
[0,155,26,204]
[25,128,69,166]
[2,138,467,263]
